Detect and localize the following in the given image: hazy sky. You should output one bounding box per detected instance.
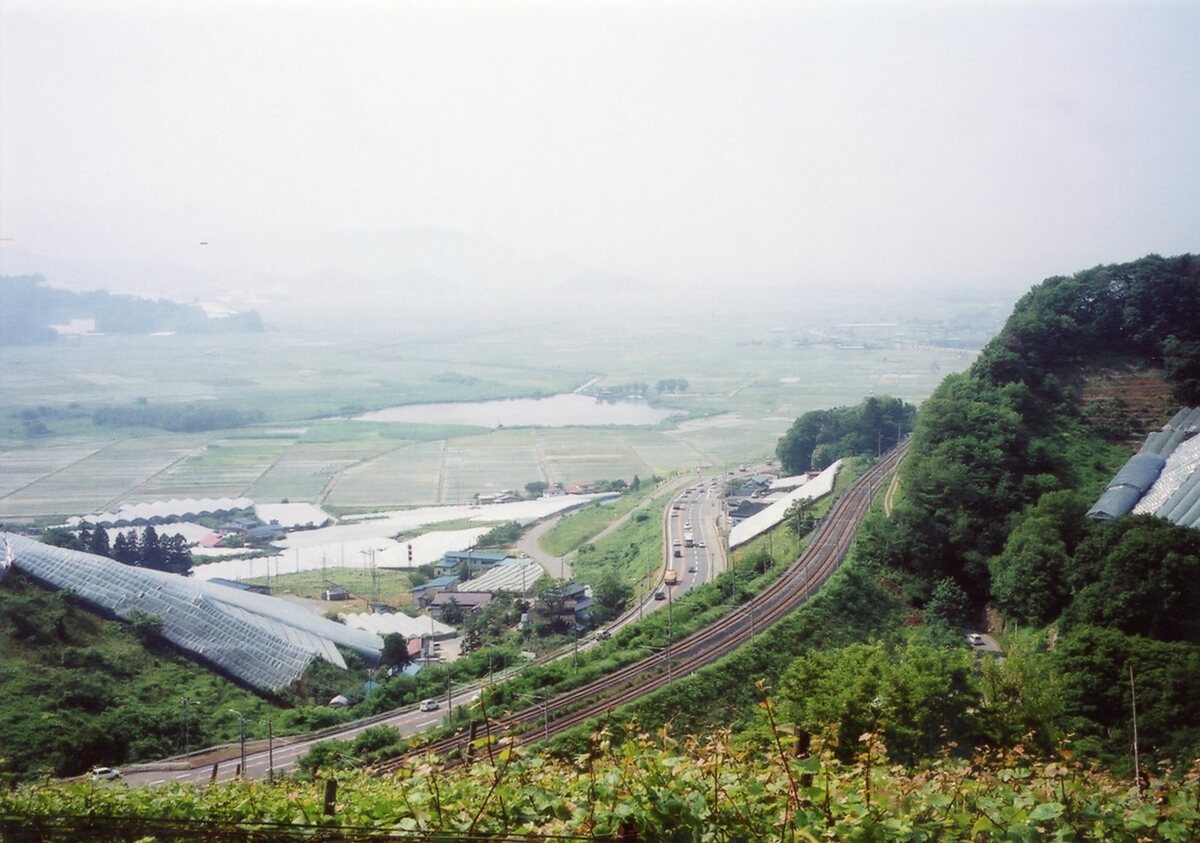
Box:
[2,1,1198,318]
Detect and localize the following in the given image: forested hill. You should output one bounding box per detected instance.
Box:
[0,275,263,344]
[861,253,1200,764]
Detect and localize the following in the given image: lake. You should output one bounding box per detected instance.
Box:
[355,393,679,427]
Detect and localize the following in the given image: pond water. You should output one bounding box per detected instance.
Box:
[355,393,678,427]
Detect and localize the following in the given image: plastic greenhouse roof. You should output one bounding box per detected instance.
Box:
[75,497,255,526]
[1089,407,1200,525]
[730,460,841,549]
[458,558,544,594]
[2,532,381,692]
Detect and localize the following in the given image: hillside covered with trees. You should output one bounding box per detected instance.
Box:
[858,253,1200,766]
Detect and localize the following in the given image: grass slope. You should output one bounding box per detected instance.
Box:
[0,573,282,781]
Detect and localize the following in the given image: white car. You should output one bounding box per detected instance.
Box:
[419,698,441,711]
[90,767,122,781]
[968,633,984,646]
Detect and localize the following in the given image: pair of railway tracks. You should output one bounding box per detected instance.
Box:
[374,442,908,773]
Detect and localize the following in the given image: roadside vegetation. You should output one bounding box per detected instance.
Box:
[537,476,658,558]
[8,722,1196,840]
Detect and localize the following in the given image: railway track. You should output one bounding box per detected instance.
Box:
[373,441,908,773]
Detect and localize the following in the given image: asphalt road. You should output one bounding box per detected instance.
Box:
[124,687,485,786]
[124,473,733,785]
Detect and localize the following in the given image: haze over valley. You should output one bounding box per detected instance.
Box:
[2,2,1200,838]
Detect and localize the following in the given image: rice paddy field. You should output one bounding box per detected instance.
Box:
[0,296,1000,522]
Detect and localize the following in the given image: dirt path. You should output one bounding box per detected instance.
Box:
[883,470,901,517]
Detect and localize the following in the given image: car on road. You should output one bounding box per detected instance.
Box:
[673,548,682,557]
[687,564,697,572]
[968,633,984,646]
[654,590,666,601]
[419,698,441,711]
[595,628,611,640]
[697,540,706,548]
[90,767,122,781]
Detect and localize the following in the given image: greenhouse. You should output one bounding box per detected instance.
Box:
[0,532,382,692]
[1088,407,1200,529]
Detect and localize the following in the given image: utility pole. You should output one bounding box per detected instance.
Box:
[181,697,198,758]
[1130,663,1142,796]
[228,710,247,778]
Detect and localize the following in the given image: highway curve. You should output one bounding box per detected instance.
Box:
[373,440,908,772]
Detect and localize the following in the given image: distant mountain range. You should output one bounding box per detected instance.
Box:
[0,275,263,344]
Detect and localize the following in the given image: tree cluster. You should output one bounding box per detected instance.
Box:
[43,523,192,576]
[92,400,266,432]
[776,395,916,474]
[475,521,522,548]
[655,378,689,394]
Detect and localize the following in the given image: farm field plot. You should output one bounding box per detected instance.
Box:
[535,429,653,486]
[323,440,446,510]
[621,429,710,475]
[125,437,295,502]
[0,440,109,500]
[667,414,789,467]
[442,430,541,499]
[0,435,206,518]
[299,420,488,446]
[245,439,398,503]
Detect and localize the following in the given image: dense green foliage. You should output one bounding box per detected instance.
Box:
[866,256,1199,599]
[6,728,1197,841]
[858,254,1200,766]
[973,254,1200,404]
[776,395,915,474]
[0,274,263,345]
